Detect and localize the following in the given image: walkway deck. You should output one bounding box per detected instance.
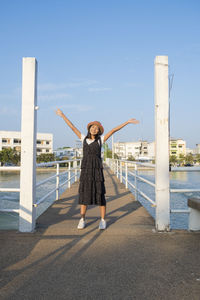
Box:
[0,167,200,299]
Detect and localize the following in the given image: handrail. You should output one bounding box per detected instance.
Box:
[106,158,199,216]
[36,158,80,167]
[170,189,200,193]
[0,158,81,215]
[0,166,21,171]
[59,174,76,189]
[36,173,58,187]
[0,208,19,212]
[0,188,20,192]
[128,180,156,206]
[35,159,81,207]
[107,158,155,206]
[129,171,155,187]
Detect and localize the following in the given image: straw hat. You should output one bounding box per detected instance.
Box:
[87,121,104,135]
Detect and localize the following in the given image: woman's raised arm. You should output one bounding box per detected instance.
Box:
[104,118,139,142]
[55,108,81,139]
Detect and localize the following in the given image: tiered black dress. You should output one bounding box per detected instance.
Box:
[78,137,106,206]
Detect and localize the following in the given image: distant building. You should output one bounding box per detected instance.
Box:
[0,131,53,155]
[113,140,152,161]
[113,138,187,160]
[193,144,200,155]
[170,138,186,158]
[186,148,194,155]
[147,142,155,160]
[75,140,82,149]
[114,141,141,160]
[54,147,82,158]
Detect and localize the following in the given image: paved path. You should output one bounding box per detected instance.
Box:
[0,167,200,299]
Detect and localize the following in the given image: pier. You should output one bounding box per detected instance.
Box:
[1,56,200,299]
[1,166,200,299]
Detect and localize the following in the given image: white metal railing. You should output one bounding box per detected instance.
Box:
[106,158,199,216]
[169,187,198,214]
[0,166,21,213]
[0,158,81,213]
[106,158,156,206]
[34,159,81,207]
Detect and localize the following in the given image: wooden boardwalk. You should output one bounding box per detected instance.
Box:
[1,166,200,300]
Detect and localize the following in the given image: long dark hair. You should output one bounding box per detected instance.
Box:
[86,126,101,141]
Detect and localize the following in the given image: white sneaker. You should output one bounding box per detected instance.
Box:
[77,218,86,229]
[99,219,106,230]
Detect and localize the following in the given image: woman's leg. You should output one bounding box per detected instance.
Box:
[99,205,106,219]
[80,204,87,219]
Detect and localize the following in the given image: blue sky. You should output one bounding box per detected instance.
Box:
[0,0,200,149]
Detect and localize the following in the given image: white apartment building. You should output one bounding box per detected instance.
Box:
[114,141,140,159]
[170,139,186,158]
[54,147,82,158]
[193,144,200,155]
[114,138,187,160]
[147,142,155,159]
[113,141,150,160]
[0,131,53,155]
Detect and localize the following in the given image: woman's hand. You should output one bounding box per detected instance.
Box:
[128,118,140,124]
[55,108,63,117]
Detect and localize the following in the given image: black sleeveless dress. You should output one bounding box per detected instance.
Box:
[78,137,106,206]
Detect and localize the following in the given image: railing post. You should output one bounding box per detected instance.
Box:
[134,164,138,201]
[19,57,37,232]
[155,55,170,231]
[68,161,71,188]
[56,163,59,200]
[117,160,119,178]
[120,161,122,183]
[125,162,128,189]
[74,160,77,182]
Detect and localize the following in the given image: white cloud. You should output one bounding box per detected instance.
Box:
[0,106,18,116]
[39,93,71,101]
[38,79,99,92]
[123,82,143,88]
[52,104,93,112]
[88,87,112,92]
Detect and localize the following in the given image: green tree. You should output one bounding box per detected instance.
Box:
[103,144,119,160]
[59,156,70,167]
[103,143,109,160]
[0,148,20,166]
[195,154,200,164]
[185,153,194,164]
[36,153,56,163]
[178,154,185,166]
[127,155,135,161]
[105,149,113,158]
[114,153,119,159]
[169,155,177,166]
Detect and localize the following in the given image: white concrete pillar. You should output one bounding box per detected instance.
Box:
[19,58,37,232]
[155,56,170,231]
[189,208,200,231]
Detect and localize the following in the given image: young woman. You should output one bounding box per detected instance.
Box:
[56,108,139,230]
